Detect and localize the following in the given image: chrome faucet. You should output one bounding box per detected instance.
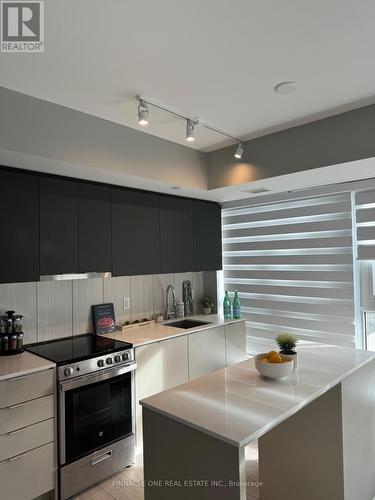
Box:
[165,284,177,320]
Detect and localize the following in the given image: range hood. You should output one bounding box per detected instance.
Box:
[40,272,112,281]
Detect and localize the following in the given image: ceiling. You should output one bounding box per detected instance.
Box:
[1,147,374,204]
[1,0,375,151]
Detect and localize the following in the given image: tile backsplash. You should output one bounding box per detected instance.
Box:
[0,272,211,345]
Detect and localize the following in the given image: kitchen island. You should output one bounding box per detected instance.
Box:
[107,315,247,450]
[140,344,375,500]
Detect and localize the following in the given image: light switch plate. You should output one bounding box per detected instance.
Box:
[123,297,130,310]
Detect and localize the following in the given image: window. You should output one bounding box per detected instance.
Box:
[364,311,375,351]
[222,191,355,353]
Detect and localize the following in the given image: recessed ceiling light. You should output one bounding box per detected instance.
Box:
[242,187,271,194]
[274,81,298,94]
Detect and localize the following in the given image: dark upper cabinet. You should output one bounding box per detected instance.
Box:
[39,176,78,275]
[0,166,223,281]
[111,188,160,276]
[160,196,193,273]
[78,182,111,273]
[0,169,39,283]
[193,200,222,271]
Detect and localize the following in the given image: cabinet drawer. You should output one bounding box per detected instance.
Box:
[0,394,54,435]
[0,418,54,462]
[0,369,54,409]
[0,442,55,500]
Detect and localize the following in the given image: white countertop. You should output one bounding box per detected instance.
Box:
[141,344,375,448]
[106,315,245,347]
[0,351,55,381]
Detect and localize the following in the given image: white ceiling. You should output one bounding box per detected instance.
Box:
[1,0,375,151]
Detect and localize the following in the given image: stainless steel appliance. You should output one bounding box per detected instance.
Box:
[25,334,136,499]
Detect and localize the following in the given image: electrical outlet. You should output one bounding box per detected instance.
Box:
[123,297,130,310]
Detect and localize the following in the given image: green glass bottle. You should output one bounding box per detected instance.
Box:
[223,290,232,319]
[233,290,241,319]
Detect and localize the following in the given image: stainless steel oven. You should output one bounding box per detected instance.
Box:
[59,357,136,499]
[25,333,136,499]
[59,362,135,464]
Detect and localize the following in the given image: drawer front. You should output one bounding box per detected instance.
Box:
[0,418,54,462]
[61,434,134,500]
[0,369,54,409]
[0,394,54,435]
[0,442,55,500]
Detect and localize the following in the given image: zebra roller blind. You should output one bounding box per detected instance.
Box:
[355,189,375,260]
[222,192,355,348]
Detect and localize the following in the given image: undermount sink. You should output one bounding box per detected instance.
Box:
[164,319,212,329]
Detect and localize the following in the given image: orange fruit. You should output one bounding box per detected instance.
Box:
[266,351,278,359]
[268,353,283,364]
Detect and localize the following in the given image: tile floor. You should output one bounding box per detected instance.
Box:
[74,445,260,500]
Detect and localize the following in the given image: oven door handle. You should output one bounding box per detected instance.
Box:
[60,362,137,391]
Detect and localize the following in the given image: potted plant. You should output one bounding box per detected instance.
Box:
[276,333,298,371]
[200,297,214,315]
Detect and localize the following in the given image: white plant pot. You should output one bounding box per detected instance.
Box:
[203,307,212,315]
[281,352,298,372]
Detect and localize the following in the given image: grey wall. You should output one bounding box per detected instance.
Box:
[3,86,375,194]
[207,104,375,189]
[0,86,207,190]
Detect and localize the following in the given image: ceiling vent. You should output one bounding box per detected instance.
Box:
[242,187,271,194]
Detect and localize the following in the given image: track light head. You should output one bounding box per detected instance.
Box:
[138,99,149,126]
[234,141,244,159]
[186,119,195,142]
[135,96,238,148]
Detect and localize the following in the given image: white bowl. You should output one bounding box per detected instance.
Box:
[255,353,294,379]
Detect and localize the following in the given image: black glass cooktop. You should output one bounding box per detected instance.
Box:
[25,334,132,366]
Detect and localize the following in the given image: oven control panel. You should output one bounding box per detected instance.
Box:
[58,348,134,381]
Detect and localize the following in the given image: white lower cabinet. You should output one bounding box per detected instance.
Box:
[0,393,54,435]
[0,369,54,410]
[225,321,247,366]
[0,368,56,500]
[135,335,188,449]
[188,326,226,380]
[0,441,55,500]
[135,321,247,449]
[0,417,54,463]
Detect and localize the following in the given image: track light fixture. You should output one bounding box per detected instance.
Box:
[137,98,149,126]
[135,96,244,156]
[186,119,195,142]
[234,141,244,159]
